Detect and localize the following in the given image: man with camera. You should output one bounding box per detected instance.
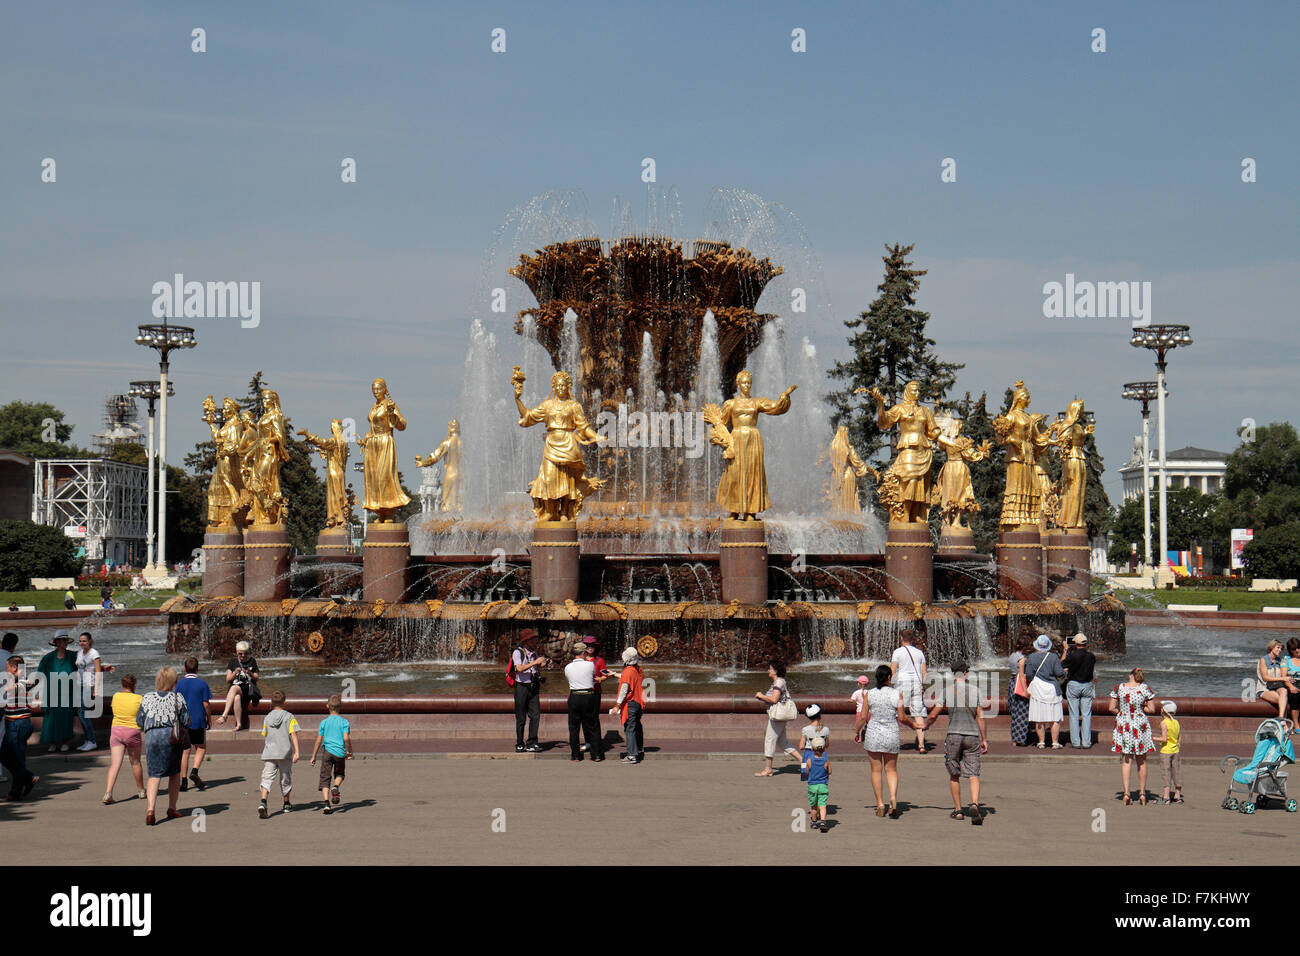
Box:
[216,641,260,729]
[511,629,546,753]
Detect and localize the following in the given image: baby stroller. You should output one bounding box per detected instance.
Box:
[1220,718,1297,814]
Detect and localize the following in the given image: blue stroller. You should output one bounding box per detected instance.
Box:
[1220,718,1297,814]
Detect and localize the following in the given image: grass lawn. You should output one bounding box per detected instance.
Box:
[1113,586,1300,612]
[0,589,175,611]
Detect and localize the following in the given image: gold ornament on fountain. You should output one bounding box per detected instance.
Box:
[415,418,463,513]
[298,419,351,529]
[248,389,289,527]
[709,370,795,520]
[868,381,940,525]
[931,416,993,529]
[829,425,878,515]
[514,369,606,521]
[357,378,411,523]
[993,381,1059,529]
[202,395,251,531]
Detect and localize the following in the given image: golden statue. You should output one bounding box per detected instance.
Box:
[932,418,992,529]
[202,396,250,531]
[358,378,411,522]
[514,369,606,521]
[1051,399,1093,529]
[298,419,351,529]
[248,389,289,527]
[867,381,940,524]
[703,370,795,520]
[415,419,463,513]
[829,425,877,515]
[993,381,1057,529]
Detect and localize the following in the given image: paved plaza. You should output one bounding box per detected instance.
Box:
[5,752,1285,865]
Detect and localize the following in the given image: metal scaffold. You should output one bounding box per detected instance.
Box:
[32,459,149,565]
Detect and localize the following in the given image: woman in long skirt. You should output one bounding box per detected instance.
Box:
[1009,636,1031,746]
[37,632,77,751]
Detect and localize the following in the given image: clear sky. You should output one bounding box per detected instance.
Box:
[2,0,1296,504]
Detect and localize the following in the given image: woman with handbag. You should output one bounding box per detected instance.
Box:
[754,660,801,777]
[135,666,190,826]
[1008,636,1032,746]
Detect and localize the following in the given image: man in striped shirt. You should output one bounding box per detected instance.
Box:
[2,654,40,800]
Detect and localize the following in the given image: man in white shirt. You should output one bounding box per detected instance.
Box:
[890,628,929,752]
[564,641,602,762]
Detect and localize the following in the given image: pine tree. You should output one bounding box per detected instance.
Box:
[826,243,964,464]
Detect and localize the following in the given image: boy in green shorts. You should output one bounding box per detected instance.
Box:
[803,737,831,832]
[310,694,353,814]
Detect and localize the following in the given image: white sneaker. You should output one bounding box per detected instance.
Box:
[76,741,97,752]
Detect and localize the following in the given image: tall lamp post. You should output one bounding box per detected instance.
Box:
[353,461,368,539]
[1129,324,1192,585]
[1121,381,1161,571]
[135,317,196,578]
[127,379,174,571]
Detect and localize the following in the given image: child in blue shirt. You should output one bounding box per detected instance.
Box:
[803,738,831,832]
[309,694,353,815]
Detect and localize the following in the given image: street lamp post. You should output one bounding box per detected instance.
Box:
[128,380,174,571]
[353,461,367,538]
[1129,325,1193,585]
[135,316,196,579]
[1121,381,1161,571]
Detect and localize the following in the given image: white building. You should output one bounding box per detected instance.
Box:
[1118,444,1226,501]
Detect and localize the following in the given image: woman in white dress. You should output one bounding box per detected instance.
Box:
[855,665,919,818]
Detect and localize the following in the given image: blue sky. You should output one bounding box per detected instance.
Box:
[2,0,1296,503]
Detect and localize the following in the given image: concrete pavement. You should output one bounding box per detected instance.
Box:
[4,752,1289,865]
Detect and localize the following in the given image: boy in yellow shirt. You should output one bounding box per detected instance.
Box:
[1153,700,1182,804]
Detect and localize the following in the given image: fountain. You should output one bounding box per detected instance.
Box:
[165,190,1124,669]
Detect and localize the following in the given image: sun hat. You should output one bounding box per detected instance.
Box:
[1161,700,1177,715]
[50,629,71,645]
[621,647,639,665]
[805,704,822,718]
[856,675,870,684]
[1033,634,1052,651]
[572,641,587,655]
[519,629,538,643]
[582,635,600,646]
[811,737,826,751]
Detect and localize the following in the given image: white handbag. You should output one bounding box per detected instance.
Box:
[768,682,798,722]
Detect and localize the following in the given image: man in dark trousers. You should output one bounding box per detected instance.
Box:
[564,640,602,762]
[1061,633,1097,749]
[511,630,547,753]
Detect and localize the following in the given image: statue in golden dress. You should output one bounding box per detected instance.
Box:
[248,389,290,527]
[415,418,463,513]
[829,425,877,515]
[358,378,411,522]
[1051,399,1093,530]
[298,419,351,529]
[703,370,796,521]
[515,369,606,521]
[202,396,249,530]
[868,381,940,524]
[993,381,1057,529]
[932,418,993,529]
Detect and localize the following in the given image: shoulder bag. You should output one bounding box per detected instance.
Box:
[768,681,798,722]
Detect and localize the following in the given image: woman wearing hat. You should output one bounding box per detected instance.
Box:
[610,646,646,763]
[1023,634,1065,749]
[37,631,77,752]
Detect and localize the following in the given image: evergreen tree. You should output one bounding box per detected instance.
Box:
[826,243,964,463]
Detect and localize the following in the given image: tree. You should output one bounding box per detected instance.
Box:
[826,243,964,463]
[1218,422,1300,531]
[0,401,93,458]
[1243,522,1300,578]
[0,520,82,590]
[1107,488,1225,569]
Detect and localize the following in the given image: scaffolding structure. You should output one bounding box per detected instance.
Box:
[32,459,149,565]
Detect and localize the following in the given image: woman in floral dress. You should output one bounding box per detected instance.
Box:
[1110,666,1157,805]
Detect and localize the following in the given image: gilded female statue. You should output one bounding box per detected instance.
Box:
[706,370,796,520]
[933,418,993,528]
[514,369,606,521]
[993,381,1056,529]
[868,381,940,524]
[358,378,411,522]
[298,419,350,528]
[202,396,248,530]
[416,419,463,513]
[829,425,877,515]
[1051,399,1093,529]
[248,389,289,526]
